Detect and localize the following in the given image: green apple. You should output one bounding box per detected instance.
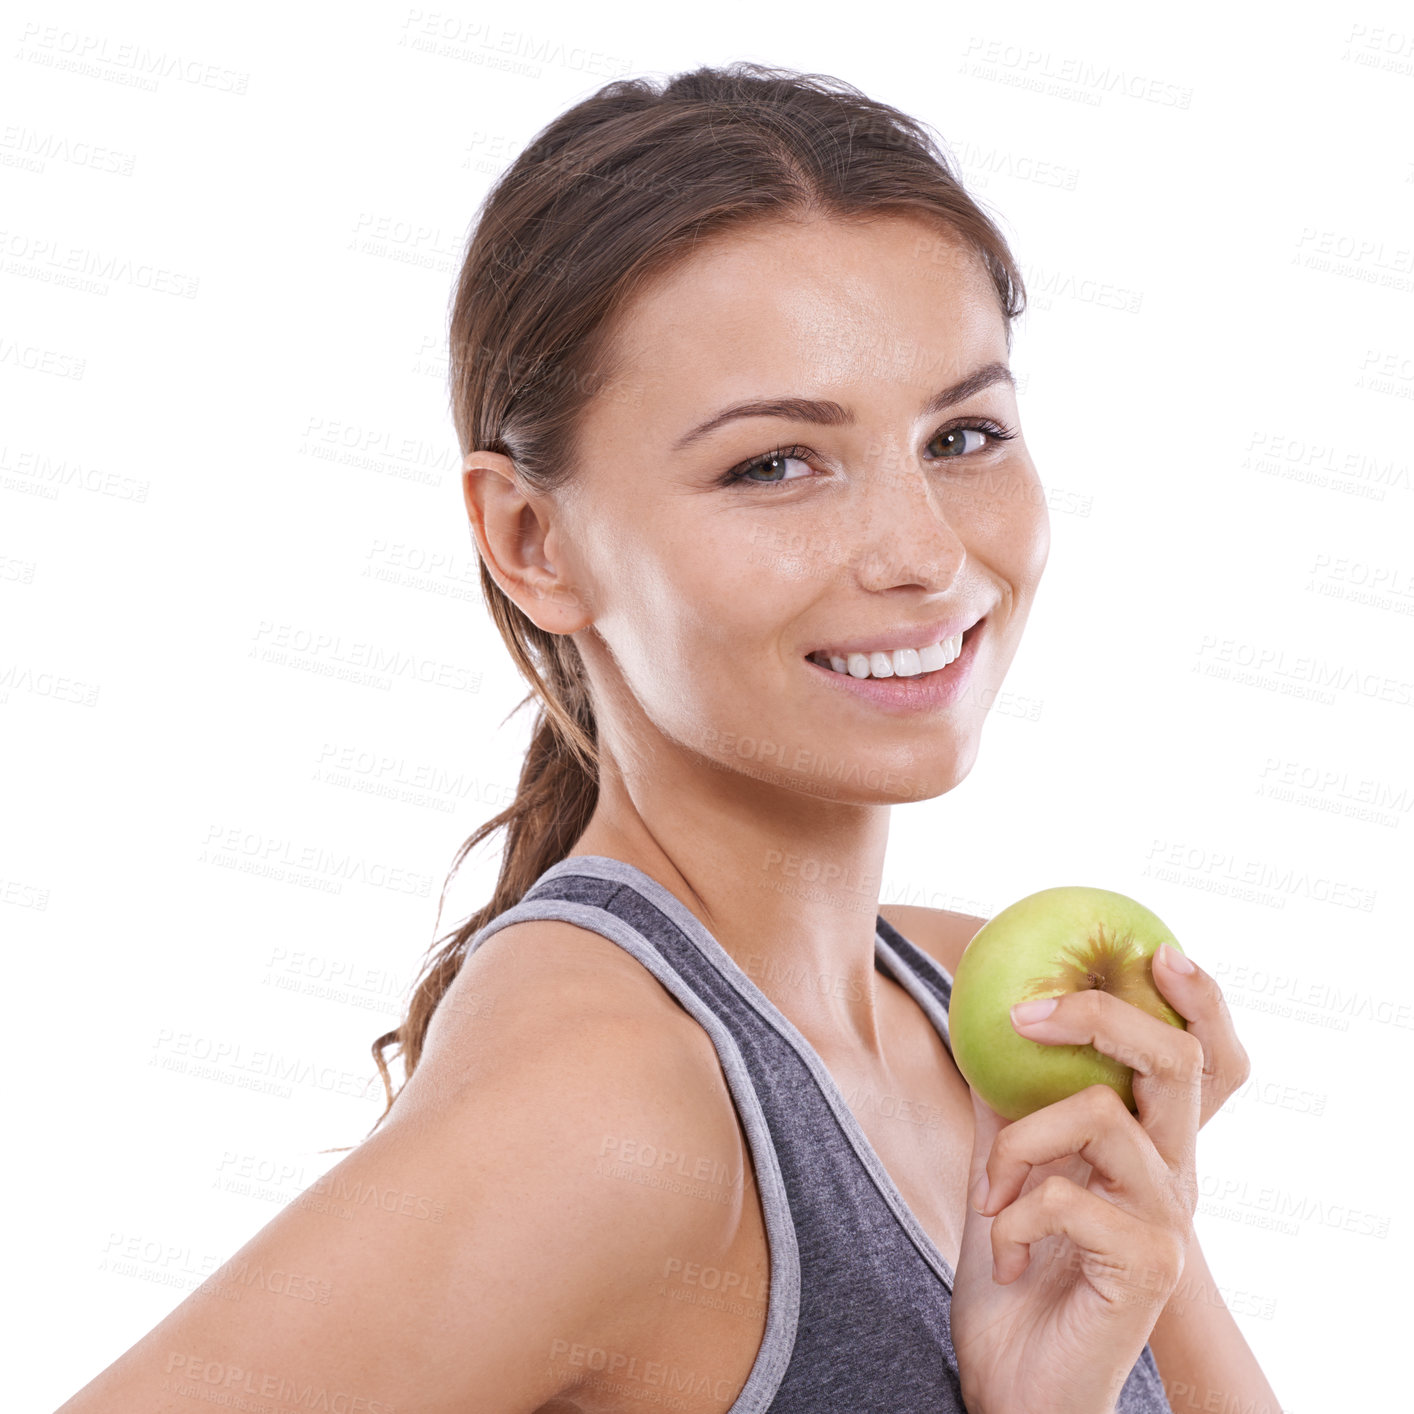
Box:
[949,886,1188,1120]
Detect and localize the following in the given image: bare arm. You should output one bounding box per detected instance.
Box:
[1147,1227,1283,1414]
[55,923,738,1413]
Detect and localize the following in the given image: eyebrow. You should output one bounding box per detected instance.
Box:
[669,361,1017,453]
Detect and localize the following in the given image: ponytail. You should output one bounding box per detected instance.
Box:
[364,615,597,1133]
[335,60,1024,1143]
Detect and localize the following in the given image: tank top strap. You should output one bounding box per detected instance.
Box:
[458,854,1172,1414]
[872,913,955,1056]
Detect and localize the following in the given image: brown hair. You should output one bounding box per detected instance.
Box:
[362,60,1027,1133]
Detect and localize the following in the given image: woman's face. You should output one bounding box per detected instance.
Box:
[554,212,1050,804]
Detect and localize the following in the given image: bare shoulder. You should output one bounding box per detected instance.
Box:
[417,915,760,1385]
[60,916,748,1413]
[421,911,735,1107]
[877,903,990,979]
[413,908,754,1222]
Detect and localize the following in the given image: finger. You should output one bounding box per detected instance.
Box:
[964,1087,1009,1212]
[958,1089,1018,1289]
[1150,943,1253,1125]
[989,1171,1185,1303]
[966,1082,1008,1173]
[973,1083,1168,1221]
[1010,987,1203,1166]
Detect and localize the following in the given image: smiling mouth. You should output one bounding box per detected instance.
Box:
[806,620,983,680]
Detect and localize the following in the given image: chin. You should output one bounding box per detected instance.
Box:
[804,732,983,806]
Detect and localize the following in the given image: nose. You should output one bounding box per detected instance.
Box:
[851,457,966,595]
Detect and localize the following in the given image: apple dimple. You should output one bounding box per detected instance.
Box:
[1024,922,1184,1028]
[948,885,1189,1120]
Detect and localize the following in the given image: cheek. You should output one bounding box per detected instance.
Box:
[607,530,818,745]
[1017,494,1051,590]
[599,539,764,699]
[960,469,1050,592]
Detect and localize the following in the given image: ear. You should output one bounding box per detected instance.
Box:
[462,452,593,635]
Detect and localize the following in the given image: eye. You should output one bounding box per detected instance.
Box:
[721,444,816,486]
[926,418,1015,460]
[718,417,1016,490]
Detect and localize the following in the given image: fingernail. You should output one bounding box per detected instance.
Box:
[1011,997,1058,1025]
[971,1174,990,1212]
[1159,943,1195,974]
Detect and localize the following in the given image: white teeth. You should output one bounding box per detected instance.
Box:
[918,641,948,672]
[819,633,965,679]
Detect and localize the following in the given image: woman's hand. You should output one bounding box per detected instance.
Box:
[949,944,1245,1414]
[1147,943,1252,1128]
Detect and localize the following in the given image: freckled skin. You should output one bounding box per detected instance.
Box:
[460,217,1056,1348]
[472,211,1053,1050]
[559,215,1050,821]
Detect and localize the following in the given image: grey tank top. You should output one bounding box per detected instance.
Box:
[465,854,1173,1412]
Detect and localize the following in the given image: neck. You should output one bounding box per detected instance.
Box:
[567,747,897,1063]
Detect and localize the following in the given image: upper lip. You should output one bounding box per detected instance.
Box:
[807,611,987,658]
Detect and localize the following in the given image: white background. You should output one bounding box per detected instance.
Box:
[6,2,1410,1408]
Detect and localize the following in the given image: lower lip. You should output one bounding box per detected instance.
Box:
[804,619,985,714]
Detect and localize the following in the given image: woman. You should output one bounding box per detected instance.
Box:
[61,62,1278,1414]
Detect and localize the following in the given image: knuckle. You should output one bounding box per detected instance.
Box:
[1175,1030,1205,1075]
[1038,1173,1073,1211]
[1085,1082,1128,1122]
[988,1127,1015,1167]
[1135,1236,1185,1302]
[1072,988,1105,1023]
